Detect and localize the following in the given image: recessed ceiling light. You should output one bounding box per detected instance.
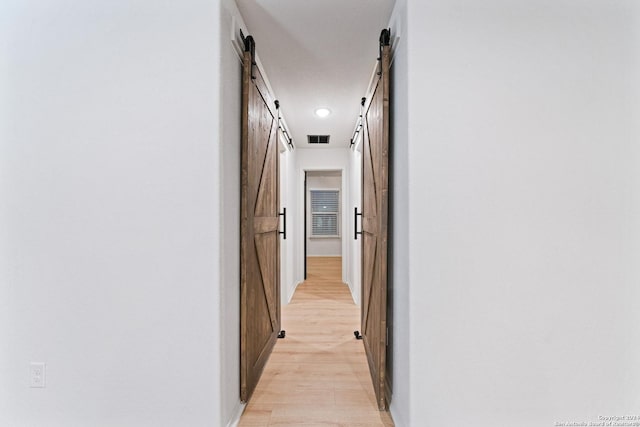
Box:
[315,108,331,118]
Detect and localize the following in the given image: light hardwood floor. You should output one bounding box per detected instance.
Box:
[239,256,394,427]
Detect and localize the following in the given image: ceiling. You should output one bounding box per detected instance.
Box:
[235,0,396,149]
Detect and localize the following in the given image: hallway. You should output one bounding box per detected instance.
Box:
[239,257,394,426]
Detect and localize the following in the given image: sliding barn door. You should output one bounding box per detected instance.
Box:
[361,30,391,411]
[240,36,281,402]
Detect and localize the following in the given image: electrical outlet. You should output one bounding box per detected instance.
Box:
[29,362,46,388]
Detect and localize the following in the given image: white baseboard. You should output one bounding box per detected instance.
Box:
[389,402,404,427]
[226,401,246,427]
[344,281,358,305]
[287,281,302,303]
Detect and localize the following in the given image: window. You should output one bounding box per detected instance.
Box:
[310,190,340,237]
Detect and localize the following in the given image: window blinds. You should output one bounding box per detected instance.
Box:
[310,190,339,236]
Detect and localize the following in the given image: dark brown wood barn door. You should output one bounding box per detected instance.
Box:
[361,30,391,411]
[240,36,281,403]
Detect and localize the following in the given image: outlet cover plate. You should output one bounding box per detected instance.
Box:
[30,362,46,388]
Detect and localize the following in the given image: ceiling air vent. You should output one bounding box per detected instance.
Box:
[307,135,330,144]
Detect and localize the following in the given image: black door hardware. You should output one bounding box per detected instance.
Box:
[279,208,287,239]
[354,207,363,240]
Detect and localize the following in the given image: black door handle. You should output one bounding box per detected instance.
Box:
[279,207,287,240]
[354,207,362,240]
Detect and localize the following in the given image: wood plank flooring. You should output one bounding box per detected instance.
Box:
[239,257,394,427]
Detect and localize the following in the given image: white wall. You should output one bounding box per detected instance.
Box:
[386,1,410,425]
[0,1,222,426]
[406,0,640,426]
[280,149,298,305]
[348,149,362,306]
[295,149,352,297]
[219,0,243,425]
[306,173,342,257]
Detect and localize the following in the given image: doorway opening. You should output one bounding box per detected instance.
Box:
[235,0,394,422]
[304,170,344,285]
